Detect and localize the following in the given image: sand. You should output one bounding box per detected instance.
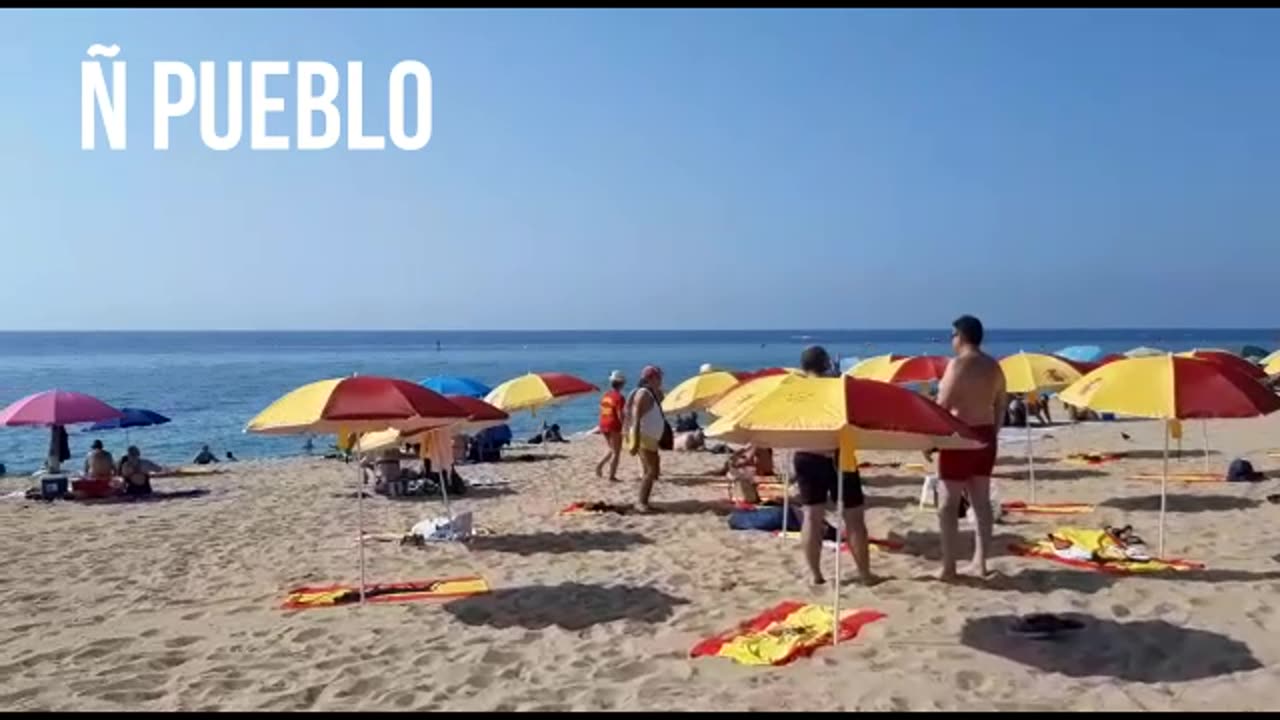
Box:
[2,409,1280,711]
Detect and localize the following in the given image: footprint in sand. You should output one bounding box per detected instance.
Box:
[180,611,205,622]
[74,637,133,661]
[955,669,985,691]
[165,636,202,649]
[292,627,326,643]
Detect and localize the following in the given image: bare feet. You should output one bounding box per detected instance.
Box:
[810,575,826,587]
[594,464,604,479]
[634,503,656,514]
[961,562,992,579]
[935,567,959,583]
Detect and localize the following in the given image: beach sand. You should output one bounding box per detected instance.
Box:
[2,408,1280,711]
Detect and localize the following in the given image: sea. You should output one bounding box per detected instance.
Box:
[1,329,1276,473]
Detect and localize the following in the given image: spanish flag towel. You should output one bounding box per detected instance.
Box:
[282,576,490,610]
[691,601,886,666]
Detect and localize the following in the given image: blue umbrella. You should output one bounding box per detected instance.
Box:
[87,407,171,431]
[1055,345,1103,363]
[420,376,492,399]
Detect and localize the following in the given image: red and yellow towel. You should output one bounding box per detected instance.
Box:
[282,576,490,610]
[1010,527,1203,574]
[691,601,886,666]
[1127,472,1222,483]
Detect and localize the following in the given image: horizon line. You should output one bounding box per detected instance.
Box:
[0,327,1277,334]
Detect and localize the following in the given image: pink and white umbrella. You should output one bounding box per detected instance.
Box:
[0,390,124,427]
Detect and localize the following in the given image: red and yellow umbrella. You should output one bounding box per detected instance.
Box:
[1177,349,1268,382]
[246,375,469,435]
[844,354,906,379]
[863,355,950,384]
[662,370,745,414]
[355,395,511,454]
[484,372,598,415]
[1060,354,1280,555]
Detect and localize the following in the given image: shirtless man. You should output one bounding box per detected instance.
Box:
[934,315,1006,581]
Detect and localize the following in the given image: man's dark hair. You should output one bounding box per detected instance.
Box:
[953,315,984,347]
[800,345,833,375]
[91,439,104,450]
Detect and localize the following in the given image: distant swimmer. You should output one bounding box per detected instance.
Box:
[436,340,441,351]
[193,445,218,465]
[225,451,238,462]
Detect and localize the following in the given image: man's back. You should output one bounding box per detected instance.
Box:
[940,351,1005,427]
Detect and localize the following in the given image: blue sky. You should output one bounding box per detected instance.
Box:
[2,9,1278,330]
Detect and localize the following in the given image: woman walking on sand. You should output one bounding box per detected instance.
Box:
[626,365,669,513]
[595,370,627,482]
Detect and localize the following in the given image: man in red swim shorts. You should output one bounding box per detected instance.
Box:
[934,315,1006,581]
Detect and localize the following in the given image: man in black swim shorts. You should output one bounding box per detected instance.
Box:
[794,346,876,587]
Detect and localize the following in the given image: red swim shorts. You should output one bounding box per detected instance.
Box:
[937,425,998,482]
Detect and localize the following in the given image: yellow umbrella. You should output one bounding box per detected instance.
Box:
[1059,354,1280,555]
[705,369,802,419]
[998,353,1083,502]
[484,372,598,415]
[844,354,906,378]
[662,370,743,414]
[1262,349,1280,367]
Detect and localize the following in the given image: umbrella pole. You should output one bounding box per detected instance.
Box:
[1025,418,1036,503]
[356,459,367,605]
[832,450,844,648]
[1160,423,1169,558]
[1201,420,1210,475]
[780,462,789,546]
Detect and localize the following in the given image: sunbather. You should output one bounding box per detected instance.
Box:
[119,446,163,496]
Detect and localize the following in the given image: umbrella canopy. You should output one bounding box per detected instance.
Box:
[1176,350,1268,382]
[1059,355,1280,420]
[355,394,510,454]
[484,372,598,415]
[863,355,950,384]
[705,368,802,418]
[0,390,123,427]
[845,354,907,378]
[1261,349,1280,367]
[1266,355,1280,377]
[87,407,171,432]
[999,352,1083,394]
[662,370,744,414]
[1056,345,1103,363]
[705,374,983,452]
[1240,345,1269,361]
[420,376,492,399]
[1124,346,1165,358]
[245,376,469,436]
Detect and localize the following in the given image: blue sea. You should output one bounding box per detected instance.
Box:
[0,329,1276,473]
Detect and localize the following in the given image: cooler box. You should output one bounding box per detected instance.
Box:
[41,475,68,499]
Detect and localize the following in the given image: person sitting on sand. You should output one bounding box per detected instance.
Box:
[723,444,762,504]
[193,445,219,465]
[119,446,163,497]
[74,439,118,498]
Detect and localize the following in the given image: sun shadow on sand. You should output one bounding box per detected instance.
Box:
[1117,448,1224,461]
[1101,494,1260,513]
[887,530,1028,560]
[988,567,1280,595]
[994,468,1109,481]
[863,475,931,489]
[466,530,653,555]
[865,494,917,510]
[489,452,570,463]
[961,614,1261,682]
[443,583,688,631]
[650,499,734,516]
[996,455,1061,466]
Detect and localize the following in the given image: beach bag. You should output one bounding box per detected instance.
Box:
[640,387,674,451]
[1226,458,1263,482]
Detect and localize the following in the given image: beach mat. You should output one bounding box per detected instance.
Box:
[1001,501,1095,515]
[73,488,210,505]
[1127,473,1222,483]
[1010,527,1203,574]
[282,575,490,610]
[691,601,885,666]
[773,531,904,553]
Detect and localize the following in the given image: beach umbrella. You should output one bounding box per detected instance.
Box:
[355,395,510,453]
[1056,345,1103,363]
[0,390,123,427]
[705,373,982,646]
[1266,355,1280,377]
[246,375,470,604]
[484,372,598,416]
[662,369,745,415]
[705,368,803,419]
[87,407,171,431]
[1261,349,1280,367]
[1124,346,1165,358]
[999,353,1084,501]
[1176,350,1268,382]
[844,354,907,378]
[1059,355,1280,555]
[420,376,492,399]
[862,355,950,385]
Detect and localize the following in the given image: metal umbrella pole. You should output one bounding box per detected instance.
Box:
[832,447,845,647]
[1160,420,1170,557]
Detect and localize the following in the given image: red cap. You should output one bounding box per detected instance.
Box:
[641,365,663,381]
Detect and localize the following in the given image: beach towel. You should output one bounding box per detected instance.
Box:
[1064,452,1124,466]
[1001,501,1095,515]
[690,601,885,666]
[559,501,633,515]
[281,575,490,610]
[1127,473,1223,483]
[773,530,905,553]
[1010,526,1203,574]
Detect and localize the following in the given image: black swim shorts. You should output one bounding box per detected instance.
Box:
[793,451,864,509]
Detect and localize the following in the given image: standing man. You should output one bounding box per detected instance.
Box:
[793,346,875,587]
[934,315,1006,581]
[595,370,627,482]
[626,365,667,513]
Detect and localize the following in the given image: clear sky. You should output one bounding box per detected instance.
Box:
[2,9,1278,330]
